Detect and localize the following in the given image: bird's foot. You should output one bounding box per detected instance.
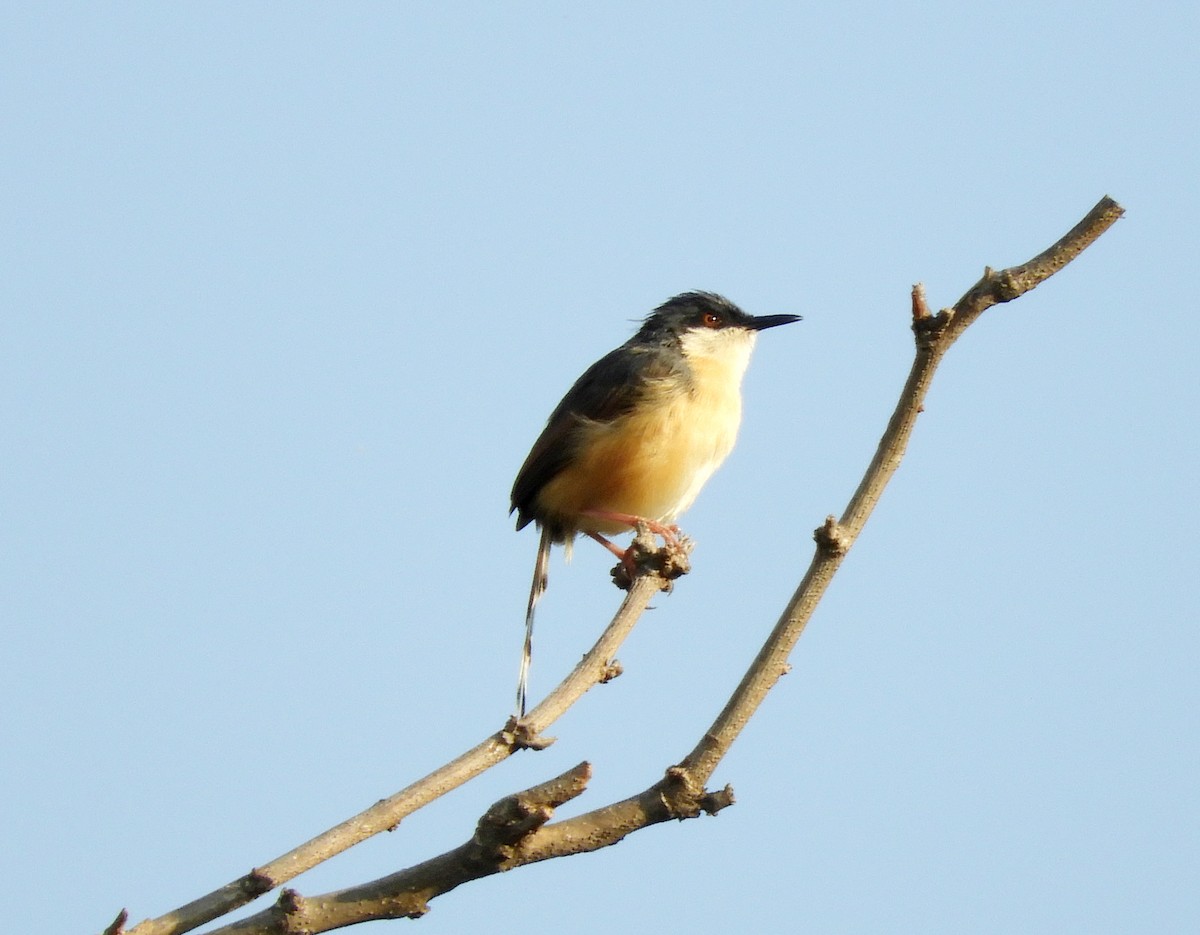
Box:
[609,521,693,591]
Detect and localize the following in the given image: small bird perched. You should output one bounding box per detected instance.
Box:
[509,291,800,717]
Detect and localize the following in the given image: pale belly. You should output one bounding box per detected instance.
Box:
[537,388,743,536]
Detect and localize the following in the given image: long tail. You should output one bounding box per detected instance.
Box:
[516,526,553,718]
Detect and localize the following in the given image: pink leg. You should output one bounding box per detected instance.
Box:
[584,530,628,560]
[579,509,680,545]
[585,530,638,578]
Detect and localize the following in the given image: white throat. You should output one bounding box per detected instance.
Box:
[678,327,758,383]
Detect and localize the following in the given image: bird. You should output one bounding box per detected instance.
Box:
[509,291,800,718]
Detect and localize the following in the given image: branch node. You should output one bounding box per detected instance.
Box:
[610,525,693,591]
[656,766,734,820]
[994,267,1023,301]
[599,659,623,683]
[473,762,593,861]
[912,306,954,349]
[813,516,851,556]
[405,900,431,919]
[266,888,317,931]
[475,802,555,853]
[277,887,304,914]
[659,765,707,819]
[663,764,692,784]
[243,867,277,898]
[502,719,557,751]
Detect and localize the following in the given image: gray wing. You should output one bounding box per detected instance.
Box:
[509,344,675,530]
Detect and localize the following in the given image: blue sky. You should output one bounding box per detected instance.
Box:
[3,4,1196,933]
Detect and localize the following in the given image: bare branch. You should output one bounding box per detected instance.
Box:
[115,197,1122,934]
[208,764,594,934]
[123,532,680,935]
[201,760,734,934]
[678,194,1124,785]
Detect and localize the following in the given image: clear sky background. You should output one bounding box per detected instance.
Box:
[3,4,1196,934]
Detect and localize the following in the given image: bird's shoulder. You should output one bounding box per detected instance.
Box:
[549,342,678,425]
[509,343,680,526]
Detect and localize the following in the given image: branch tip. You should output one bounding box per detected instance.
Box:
[102,909,128,935]
[529,760,592,808]
[910,283,930,321]
[700,784,736,815]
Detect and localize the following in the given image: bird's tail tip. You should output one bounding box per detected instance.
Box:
[514,527,553,719]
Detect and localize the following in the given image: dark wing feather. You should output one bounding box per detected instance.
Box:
[510,343,676,529]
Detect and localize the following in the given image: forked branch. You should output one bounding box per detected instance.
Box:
[111,197,1122,935]
[118,541,683,935]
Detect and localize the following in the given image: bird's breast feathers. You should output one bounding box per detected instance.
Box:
[534,329,756,533]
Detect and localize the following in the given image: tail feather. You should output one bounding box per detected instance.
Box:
[516,526,552,718]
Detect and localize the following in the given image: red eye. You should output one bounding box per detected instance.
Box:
[702,312,722,328]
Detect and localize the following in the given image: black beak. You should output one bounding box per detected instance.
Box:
[749,313,802,331]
